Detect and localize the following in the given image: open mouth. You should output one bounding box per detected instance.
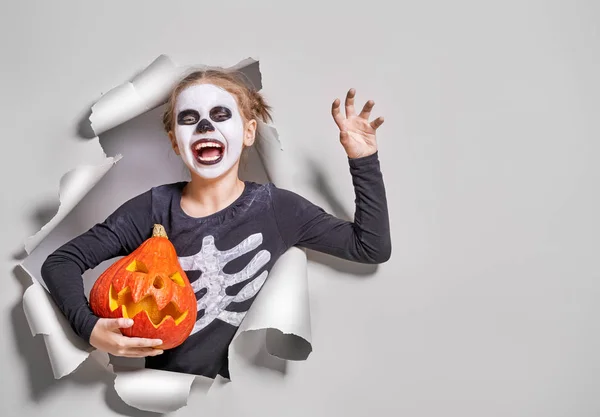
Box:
[109,285,188,328]
[191,138,225,165]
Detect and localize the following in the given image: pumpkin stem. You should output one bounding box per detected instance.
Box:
[152,224,168,239]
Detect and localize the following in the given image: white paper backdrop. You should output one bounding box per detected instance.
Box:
[3,1,600,416]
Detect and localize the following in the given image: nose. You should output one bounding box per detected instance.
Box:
[152,275,165,289]
[196,118,215,134]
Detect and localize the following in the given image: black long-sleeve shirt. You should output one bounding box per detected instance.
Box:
[41,152,391,378]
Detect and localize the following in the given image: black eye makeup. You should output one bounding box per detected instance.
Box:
[177,110,200,125]
[210,106,232,122]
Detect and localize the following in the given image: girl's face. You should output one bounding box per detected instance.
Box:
[170,83,254,180]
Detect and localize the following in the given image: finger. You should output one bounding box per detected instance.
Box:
[117,336,164,348]
[370,116,385,130]
[358,100,375,119]
[103,318,134,331]
[117,347,164,358]
[331,98,344,129]
[345,88,356,118]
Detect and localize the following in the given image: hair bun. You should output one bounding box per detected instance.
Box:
[249,88,273,123]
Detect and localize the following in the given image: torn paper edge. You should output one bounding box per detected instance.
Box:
[19,54,312,413]
[89,54,264,137]
[23,154,122,254]
[90,54,181,136]
[228,245,312,380]
[21,264,93,378]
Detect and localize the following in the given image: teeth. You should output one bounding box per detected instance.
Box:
[199,155,221,161]
[194,142,223,150]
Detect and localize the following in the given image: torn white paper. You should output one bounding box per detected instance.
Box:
[89,54,264,137]
[111,367,202,414]
[89,55,182,136]
[21,265,92,378]
[23,156,121,254]
[19,54,313,413]
[229,246,312,379]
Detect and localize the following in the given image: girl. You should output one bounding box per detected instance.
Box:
[41,70,391,379]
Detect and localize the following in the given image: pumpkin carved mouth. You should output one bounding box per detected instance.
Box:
[109,285,189,328]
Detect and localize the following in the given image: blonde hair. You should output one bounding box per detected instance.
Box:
[162,69,272,134]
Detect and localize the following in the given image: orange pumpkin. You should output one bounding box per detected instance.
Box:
[89,224,197,349]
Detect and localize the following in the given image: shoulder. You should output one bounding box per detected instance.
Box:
[109,182,183,218]
[104,183,182,236]
[150,181,186,198]
[264,183,322,212]
[139,181,183,206]
[264,182,296,202]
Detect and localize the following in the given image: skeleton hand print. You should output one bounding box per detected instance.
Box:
[178,233,271,335]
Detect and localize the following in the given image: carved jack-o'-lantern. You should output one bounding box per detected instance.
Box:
[89,224,197,349]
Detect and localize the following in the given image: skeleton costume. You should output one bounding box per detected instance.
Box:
[41,84,391,379]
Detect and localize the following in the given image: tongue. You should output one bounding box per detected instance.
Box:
[200,148,221,159]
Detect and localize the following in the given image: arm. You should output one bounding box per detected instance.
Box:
[271,89,391,263]
[271,152,391,264]
[40,190,154,343]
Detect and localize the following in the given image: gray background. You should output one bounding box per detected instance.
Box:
[2,0,600,416]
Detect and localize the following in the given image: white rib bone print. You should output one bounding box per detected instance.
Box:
[178,233,271,335]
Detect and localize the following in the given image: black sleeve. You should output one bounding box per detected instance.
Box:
[271,152,391,264]
[40,190,154,344]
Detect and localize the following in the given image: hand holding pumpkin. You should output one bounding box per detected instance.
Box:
[90,318,165,357]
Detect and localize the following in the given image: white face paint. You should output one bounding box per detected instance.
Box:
[173,83,245,179]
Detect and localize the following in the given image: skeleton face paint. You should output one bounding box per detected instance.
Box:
[174,83,245,179]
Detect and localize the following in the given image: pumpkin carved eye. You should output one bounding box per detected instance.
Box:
[126,260,149,273]
[125,259,184,286]
[169,272,185,287]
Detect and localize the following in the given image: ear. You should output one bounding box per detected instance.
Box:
[168,131,180,155]
[243,119,257,147]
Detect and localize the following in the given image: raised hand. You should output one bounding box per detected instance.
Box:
[89,317,164,358]
[331,88,384,159]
